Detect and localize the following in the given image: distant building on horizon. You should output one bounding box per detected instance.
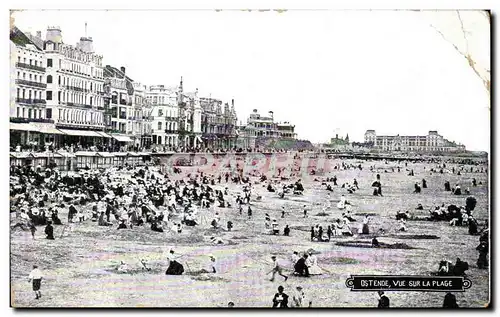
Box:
[364,130,466,152]
[236,109,297,149]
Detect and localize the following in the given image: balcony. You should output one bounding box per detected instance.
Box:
[16,62,46,72]
[15,79,47,88]
[11,117,54,124]
[63,102,93,109]
[15,98,47,105]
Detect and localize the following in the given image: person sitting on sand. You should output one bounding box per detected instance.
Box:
[398,218,407,232]
[271,219,280,235]
[151,219,164,233]
[210,236,224,244]
[44,221,54,240]
[116,261,130,273]
[98,212,112,226]
[452,184,462,195]
[283,225,290,236]
[414,183,421,194]
[437,260,452,276]
[306,251,322,275]
[294,254,310,277]
[117,219,128,230]
[199,255,217,273]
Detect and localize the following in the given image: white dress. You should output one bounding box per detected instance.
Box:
[306,254,322,275]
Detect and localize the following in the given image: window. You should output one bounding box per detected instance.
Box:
[46,91,52,100]
[158,109,163,116]
[47,75,53,83]
[58,76,61,85]
[16,88,20,98]
[58,91,61,101]
[90,96,93,105]
[47,59,53,67]
[46,108,52,119]
[28,91,32,99]
[28,109,32,118]
[158,122,162,131]
[22,108,25,117]
[34,60,37,67]
[29,59,32,65]
[17,57,20,63]
[17,71,20,78]
[29,74,32,81]
[22,89,25,98]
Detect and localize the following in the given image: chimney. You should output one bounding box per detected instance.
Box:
[231,99,234,106]
[120,66,126,74]
[36,31,41,38]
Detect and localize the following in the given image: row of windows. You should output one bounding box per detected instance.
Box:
[17,56,43,67]
[16,107,48,120]
[45,90,103,107]
[156,122,178,131]
[17,50,43,60]
[16,71,43,83]
[16,88,43,100]
[57,108,103,125]
[152,135,178,145]
[157,109,178,117]
[148,95,177,105]
[49,74,103,92]
[45,57,105,79]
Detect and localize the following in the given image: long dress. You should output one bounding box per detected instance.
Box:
[362,217,370,234]
[306,254,322,275]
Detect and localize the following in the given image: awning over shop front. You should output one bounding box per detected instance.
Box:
[111,135,133,142]
[9,123,40,132]
[58,129,104,137]
[38,126,64,135]
[96,132,112,138]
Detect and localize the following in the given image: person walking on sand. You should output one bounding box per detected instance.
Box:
[29,220,36,239]
[268,255,288,282]
[292,285,312,307]
[28,265,43,300]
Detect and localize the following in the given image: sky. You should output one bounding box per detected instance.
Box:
[11,9,490,151]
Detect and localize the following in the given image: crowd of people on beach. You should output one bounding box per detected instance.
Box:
[10,152,489,307]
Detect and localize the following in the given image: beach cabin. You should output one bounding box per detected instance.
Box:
[97,152,115,169]
[74,151,100,170]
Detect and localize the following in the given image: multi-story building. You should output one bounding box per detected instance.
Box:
[134,83,153,148]
[364,130,466,152]
[10,26,109,149]
[236,109,296,149]
[43,26,107,149]
[146,84,179,149]
[10,27,49,146]
[177,78,203,149]
[104,65,148,146]
[200,97,238,149]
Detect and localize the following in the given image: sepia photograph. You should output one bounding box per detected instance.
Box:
[8,6,491,308]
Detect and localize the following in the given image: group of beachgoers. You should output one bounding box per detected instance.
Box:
[10,154,489,307]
